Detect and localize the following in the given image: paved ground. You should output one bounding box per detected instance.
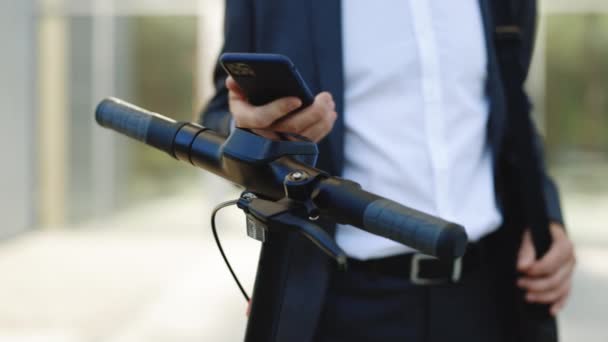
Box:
[0,176,606,341]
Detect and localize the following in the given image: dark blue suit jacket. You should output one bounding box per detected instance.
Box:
[202,1,563,340]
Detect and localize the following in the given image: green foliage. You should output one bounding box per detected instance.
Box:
[545,14,608,159]
[126,16,199,200]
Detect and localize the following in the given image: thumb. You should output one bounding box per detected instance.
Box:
[517,229,536,272]
[226,76,248,100]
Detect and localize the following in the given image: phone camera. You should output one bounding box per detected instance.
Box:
[227,63,256,77]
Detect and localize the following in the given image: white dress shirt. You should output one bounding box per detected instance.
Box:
[336,0,503,260]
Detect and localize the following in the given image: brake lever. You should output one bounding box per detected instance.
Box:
[237,195,347,266]
[272,212,347,266]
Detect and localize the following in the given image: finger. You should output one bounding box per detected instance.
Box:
[226,77,251,107]
[234,97,302,129]
[550,288,571,316]
[271,92,335,134]
[226,76,245,97]
[526,279,571,304]
[271,110,319,134]
[518,258,574,293]
[517,229,536,272]
[251,97,303,127]
[299,111,337,142]
[227,77,254,116]
[299,122,326,142]
[229,95,257,126]
[316,92,336,110]
[527,231,574,277]
[549,222,566,239]
[252,129,281,141]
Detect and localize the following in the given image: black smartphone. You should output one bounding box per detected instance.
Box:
[220,53,315,108]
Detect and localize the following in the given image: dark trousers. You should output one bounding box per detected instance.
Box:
[314,242,514,342]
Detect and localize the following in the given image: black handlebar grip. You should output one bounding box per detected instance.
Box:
[96,97,180,155]
[363,199,468,259]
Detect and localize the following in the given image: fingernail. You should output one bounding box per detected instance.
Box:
[526,294,535,302]
[289,99,302,110]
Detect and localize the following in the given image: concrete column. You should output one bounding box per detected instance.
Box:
[196,0,225,117]
[38,5,69,227]
[89,0,119,217]
[0,0,37,237]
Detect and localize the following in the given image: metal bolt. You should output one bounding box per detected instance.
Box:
[242,192,257,200]
[290,171,308,181]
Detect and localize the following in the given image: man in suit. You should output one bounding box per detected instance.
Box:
[202,0,576,341]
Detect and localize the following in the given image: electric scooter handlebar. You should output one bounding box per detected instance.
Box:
[96,97,468,259]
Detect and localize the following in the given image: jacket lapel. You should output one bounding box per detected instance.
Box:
[309,0,345,175]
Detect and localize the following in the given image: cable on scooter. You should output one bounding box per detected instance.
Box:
[211,199,250,302]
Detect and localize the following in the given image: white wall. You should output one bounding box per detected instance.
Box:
[0,0,36,237]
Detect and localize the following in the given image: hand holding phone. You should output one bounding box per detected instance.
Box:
[226,78,336,142]
[221,53,337,142]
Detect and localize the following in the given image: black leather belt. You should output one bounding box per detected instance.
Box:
[346,243,483,285]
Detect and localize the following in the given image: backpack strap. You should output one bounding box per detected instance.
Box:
[491,2,558,341]
[493,1,550,252]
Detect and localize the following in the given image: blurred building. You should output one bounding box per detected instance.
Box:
[1,0,224,237]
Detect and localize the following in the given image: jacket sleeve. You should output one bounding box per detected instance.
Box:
[533,131,565,225]
[521,0,565,226]
[199,0,254,136]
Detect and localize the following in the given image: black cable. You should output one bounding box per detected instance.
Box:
[211,199,250,302]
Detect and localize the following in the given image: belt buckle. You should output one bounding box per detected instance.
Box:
[410,254,462,286]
